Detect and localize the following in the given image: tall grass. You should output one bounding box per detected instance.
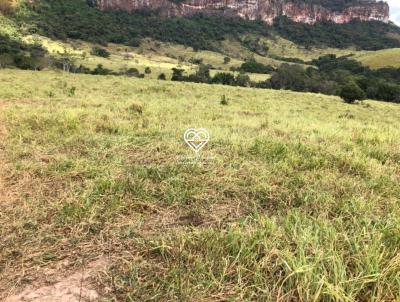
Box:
[0,70,399,301]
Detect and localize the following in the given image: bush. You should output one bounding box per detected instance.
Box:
[144,67,151,74]
[189,58,203,65]
[340,82,366,103]
[235,73,251,87]
[212,72,235,85]
[128,102,143,114]
[171,68,185,81]
[125,68,140,77]
[223,56,231,64]
[158,73,166,80]
[90,47,110,58]
[92,64,113,75]
[187,64,211,83]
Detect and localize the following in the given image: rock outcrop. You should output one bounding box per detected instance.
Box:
[95,0,390,24]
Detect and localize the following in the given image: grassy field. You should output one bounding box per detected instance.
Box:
[355,48,400,69]
[1,69,400,301]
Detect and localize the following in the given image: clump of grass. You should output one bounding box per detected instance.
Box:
[67,86,76,97]
[128,102,143,114]
[338,111,355,119]
[220,94,228,105]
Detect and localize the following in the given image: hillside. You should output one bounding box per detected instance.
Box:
[1,69,400,301]
[355,48,400,68]
[4,0,400,51]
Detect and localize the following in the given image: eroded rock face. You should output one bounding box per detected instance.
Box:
[95,0,389,24]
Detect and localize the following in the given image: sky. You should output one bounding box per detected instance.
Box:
[387,0,400,25]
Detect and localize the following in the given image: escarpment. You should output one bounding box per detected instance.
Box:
[95,0,390,24]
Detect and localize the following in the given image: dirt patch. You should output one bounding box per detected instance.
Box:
[0,114,109,302]
[3,258,108,302]
[140,201,246,235]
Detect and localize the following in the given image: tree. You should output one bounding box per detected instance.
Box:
[340,82,366,103]
[58,48,80,73]
[223,56,231,64]
[158,73,166,80]
[270,64,310,91]
[145,67,151,74]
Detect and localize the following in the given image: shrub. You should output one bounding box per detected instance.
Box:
[187,64,211,83]
[145,67,151,74]
[158,73,166,80]
[235,73,251,87]
[189,58,203,65]
[223,56,231,64]
[128,102,143,114]
[90,47,110,58]
[212,72,235,85]
[92,64,113,75]
[171,68,185,81]
[125,68,140,77]
[340,82,366,103]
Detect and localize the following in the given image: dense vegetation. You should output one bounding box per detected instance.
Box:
[238,59,275,74]
[258,55,400,103]
[170,56,400,103]
[14,0,400,51]
[0,33,48,69]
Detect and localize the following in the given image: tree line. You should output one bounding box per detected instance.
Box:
[171,56,400,103]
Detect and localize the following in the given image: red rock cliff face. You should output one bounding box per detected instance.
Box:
[95,0,389,24]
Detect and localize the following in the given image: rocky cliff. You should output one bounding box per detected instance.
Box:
[95,0,389,24]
